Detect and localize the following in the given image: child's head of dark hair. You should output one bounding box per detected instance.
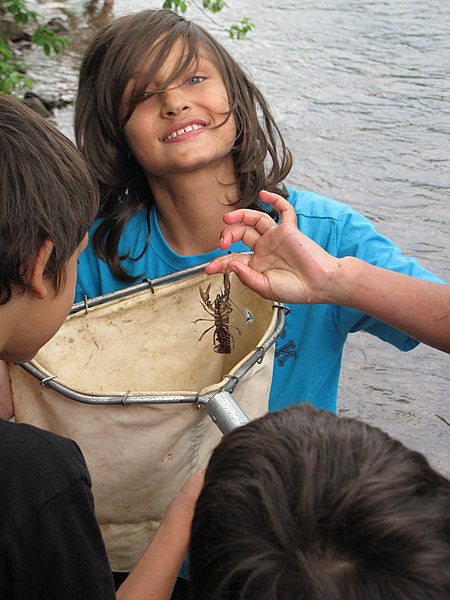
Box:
[75,9,291,217]
[190,403,450,600]
[0,93,99,304]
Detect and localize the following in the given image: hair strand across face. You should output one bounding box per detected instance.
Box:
[75,9,292,282]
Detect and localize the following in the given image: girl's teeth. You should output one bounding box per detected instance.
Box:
[166,124,204,140]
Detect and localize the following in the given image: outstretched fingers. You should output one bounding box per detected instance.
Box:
[206,190,297,279]
[219,221,264,251]
[218,191,296,247]
[258,190,297,225]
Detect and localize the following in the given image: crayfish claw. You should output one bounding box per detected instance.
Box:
[199,283,212,305]
[223,271,231,294]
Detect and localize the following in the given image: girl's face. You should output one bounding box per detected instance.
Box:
[121,39,236,180]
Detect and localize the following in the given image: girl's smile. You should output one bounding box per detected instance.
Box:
[161,118,208,143]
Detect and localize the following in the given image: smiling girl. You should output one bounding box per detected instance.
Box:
[70,7,444,596]
[74,8,441,401]
[75,10,291,289]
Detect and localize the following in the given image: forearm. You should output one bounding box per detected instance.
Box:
[334,257,450,352]
[115,470,203,600]
[116,518,188,600]
[115,512,189,600]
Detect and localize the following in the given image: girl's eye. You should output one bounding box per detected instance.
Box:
[187,75,205,85]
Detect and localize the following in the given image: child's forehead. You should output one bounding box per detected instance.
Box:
[126,41,217,94]
[120,41,216,112]
[140,38,213,75]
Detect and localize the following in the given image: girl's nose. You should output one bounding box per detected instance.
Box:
[161,86,190,117]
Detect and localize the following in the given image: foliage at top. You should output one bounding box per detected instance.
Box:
[162,0,255,39]
[0,0,69,93]
[0,0,254,95]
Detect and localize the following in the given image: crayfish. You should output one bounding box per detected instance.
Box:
[194,272,240,354]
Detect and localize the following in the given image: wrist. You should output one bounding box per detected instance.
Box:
[325,256,365,306]
[162,499,195,530]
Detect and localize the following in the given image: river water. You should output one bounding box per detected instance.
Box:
[28,0,449,475]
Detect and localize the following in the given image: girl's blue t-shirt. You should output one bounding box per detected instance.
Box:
[76,188,443,413]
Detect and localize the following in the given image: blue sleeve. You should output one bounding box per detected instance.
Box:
[333,206,445,349]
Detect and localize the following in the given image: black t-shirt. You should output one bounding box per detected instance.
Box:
[0,419,116,599]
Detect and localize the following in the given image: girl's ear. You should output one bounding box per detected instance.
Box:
[27,239,55,299]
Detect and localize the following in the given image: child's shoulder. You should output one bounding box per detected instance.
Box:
[286,187,355,220]
[0,419,89,489]
[0,419,92,554]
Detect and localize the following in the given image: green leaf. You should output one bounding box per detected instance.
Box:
[203,0,227,14]
[0,1,70,93]
[162,0,188,12]
[31,26,70,56]
[228,17,255,40]
[2,0,38,25]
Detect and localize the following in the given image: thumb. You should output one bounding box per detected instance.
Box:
[228,262,273,300]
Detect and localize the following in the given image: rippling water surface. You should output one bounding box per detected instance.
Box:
[30,0,449,474]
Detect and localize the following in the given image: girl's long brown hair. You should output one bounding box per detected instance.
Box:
[75,9,292,281]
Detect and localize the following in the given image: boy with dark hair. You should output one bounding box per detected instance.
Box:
[0,93,202,600]
[190,403,450,600]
